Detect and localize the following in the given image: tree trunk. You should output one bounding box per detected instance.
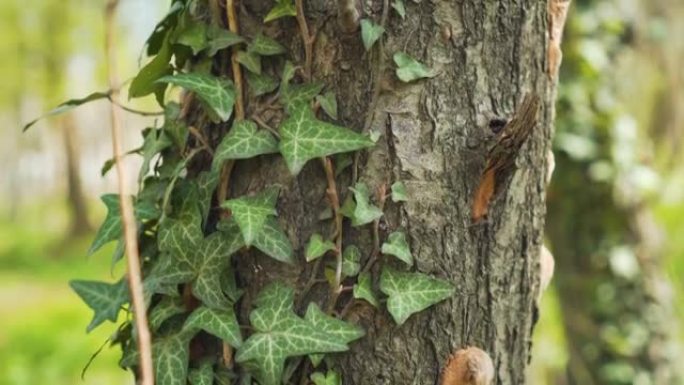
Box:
[61,113,92,237]
[195,1,557,384]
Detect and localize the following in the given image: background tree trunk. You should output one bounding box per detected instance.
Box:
[61,113,92,237]
[192,1,556,383]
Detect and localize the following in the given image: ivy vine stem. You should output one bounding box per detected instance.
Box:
[321,157,344,313]
[104,1,154,385]
[295,0,314,81]
[360,182,387,276]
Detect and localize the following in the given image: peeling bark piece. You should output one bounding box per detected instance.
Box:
[547,0,571,78]
[441,347,495,385]
[539,245,555,300]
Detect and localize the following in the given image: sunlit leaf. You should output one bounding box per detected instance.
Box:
[311,370,342,385]
[360,19,385,51]
[305,233,336,262]
[222,187,279,246]
[349,183,383,227]
[264,0,297,23]
[391,181,408,202]
[380,268,454,325]
[130,34,173,103]
[246,72,279,96]
[316,91,338,120]
[341,245,361,277]
[184,306,243,348]
[392,0,406,19]
[158,73,236,122]
[212,120,278,172]
[176,21,208,55]
[89,195,160,255]
[248,34,286,56]
[353,272,378,307]
[381,231,413,265]
[393,52,437,83]
[280,82,324,112]
[207,25,244,56]
[236,51,262,74]
[69,278,129,332]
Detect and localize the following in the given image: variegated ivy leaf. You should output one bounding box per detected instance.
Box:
[222,187,279,246]
[381,231,413,266]
[194,232,244,308]
[360,19,385,51]
[349,183,383,227]
[154,330,191,385]
[207,25,245,56]
[304,303,365,344]
[176,21,208,55]
[252,217,295,264]
[246,72,279,96]
[393,52,437,83]
[353,272,378,307]
[236,50,262,74]
[391,181,408,202]
[197,171,220,221]
[248,34,286,56]
[280,82,324,112]
[70,278,129,332]
[311,370,342,385]
[264,0,297,23]
[341,245,361,277]
[392,0,406,19]
[183,306,243,348]
[88,194,161,255]
[157,73,236,122]
[150,296,185,331]
[305,233,336,262]
[380,268,454,325]
[280,61,296,89]
[188,360,214,385]
[279,104,375,175]
[236,283,362,385]
[316,91,338,120]
[212,120,278,172]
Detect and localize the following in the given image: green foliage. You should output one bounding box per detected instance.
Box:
[222,187,279,246]
[188,360,214,385]
[311,370,342,385]
[305,233,336,262]
[360,19,385,51]
[249,34,287,56]
[353,272,378,307]
[153,330,191,385]
[316,91,338,120]
[348,183,383,226]
[246,72,279,96]
[212,120,279,171]
[381,231,413,265]
[69,278,129,332]
[380,268,454,325]
[264,0,297,23]
[158,73,236,122]
[22,91,110,131]
[393,52,437,82]
[183,306,242,348]
[390,181,408,202]
[341,245,361,277]
[392,0,406,19]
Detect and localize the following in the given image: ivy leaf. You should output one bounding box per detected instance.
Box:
[140,128,172,180]
[150,296,186,331]
[157,73,236,122]
[188,360,214,385]
[279,104,375,175]
[176,22,208,55]
[311,370,342,385]
[360,19,385,51]
[381,231,413,266]
[304,303,365,344]
[349,183,383,227]
[280,82,324,112]
[341,245,361,277]
[130,34,173,104]
[184,306,243,348]
[154,331,191,385]
[393,52,437,83]
[246,72,279,96]
[264,0,297,23]
[236,50,262,74]
[391,181,408,202]
[23,91,111,132]
[69,278,129,332]
[89,195,160,255]
[248,34,286,56]
[193,232,244,308]
[305,234,336,262]
[222,187,279,246]
[280,61,296,90]
[316,91,338,120]
[207,25,245,56]
[392,0,406,19]
[162,102,189,149]
[253,217,295,264]
[212,120,279,172]
[380,268,454,325]
[236,283,362,385]
[197,171,220,221]
[353,272,378,307]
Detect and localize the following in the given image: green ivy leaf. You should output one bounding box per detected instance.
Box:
[207,25,245,56]
[353,272,378,307]
[130,33,173,104]
[360,19,385,51]
[311,370,342,385]
[194,232,244,308]
[212,120,279,172]
[380,268,454,325]
[176,21,208,55]
[264,0,297,23]
[248,34,286,56]
[236,283,362,385]
[252,217,295,264]
[280,82,324,112]
[305,233,336,262]
[246,72,279,96]
[279,104,375,175]
[341,245,361,277]
[391,181,408,202]
[222,187,279,246]
[392,0,406,19]
[157,73,236,122]
[69,278,129,332]
[162,102,189,149]
[154,331,191,385]
[236,50,262,74]
[188,360,214,385]
[304,303,365,344]
[381,231,413,265]
[89,195,160,255]
[393,52,437,83]
[150,296,186,331]
[349,183,383,227]
[184,306,243,348]
[197,171,220,221]
[280,61,296,90]
[316,91,338,120]
[23,91,111,132]
[140,128,172,181]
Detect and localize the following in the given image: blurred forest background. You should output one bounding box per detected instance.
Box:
[0,0,682,384]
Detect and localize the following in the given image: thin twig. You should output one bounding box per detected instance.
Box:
[320,157,344,313]
[104,2,154,385]
[251,115,281,138]
[188,126,214,155]
[360,183,387,275]
[295,0,314,81]
[226,0,244,120]
[109,99,164,116]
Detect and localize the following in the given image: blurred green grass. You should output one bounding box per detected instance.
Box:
[0,201,131,385]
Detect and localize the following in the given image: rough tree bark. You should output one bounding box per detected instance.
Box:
[190,1,557,383]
